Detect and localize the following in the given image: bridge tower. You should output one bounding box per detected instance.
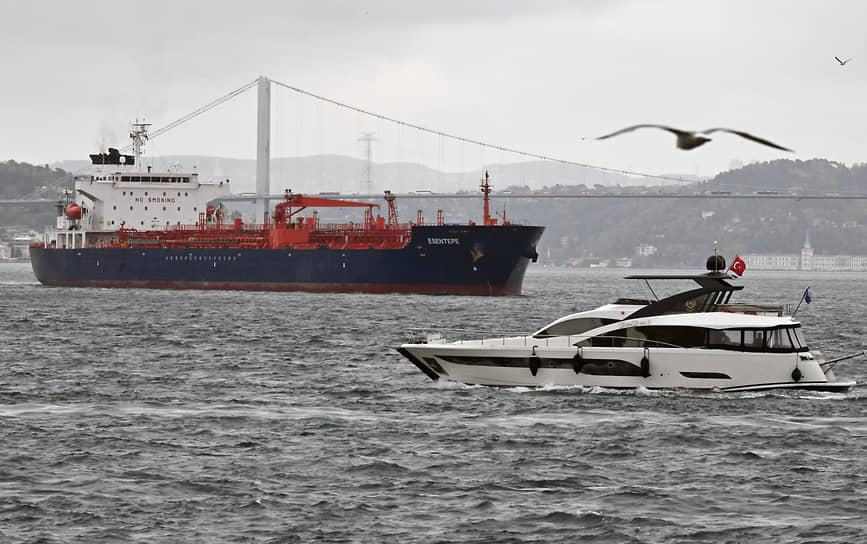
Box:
[256,75,271,222]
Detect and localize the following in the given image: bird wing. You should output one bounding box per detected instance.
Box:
[836,56,844,64]
[704,128,793,152]
[596,124,686,140]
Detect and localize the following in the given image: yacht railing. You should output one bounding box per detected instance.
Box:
[710,303,789,316]
[406,328,684,349]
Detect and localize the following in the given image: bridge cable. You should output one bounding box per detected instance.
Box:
[270,78,691,184]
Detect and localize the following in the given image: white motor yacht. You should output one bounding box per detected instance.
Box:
[398,255,861,392]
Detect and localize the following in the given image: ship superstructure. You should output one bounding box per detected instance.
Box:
[52,122,230,249]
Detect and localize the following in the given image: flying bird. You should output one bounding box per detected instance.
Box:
[835,56,853,65]
[596,124,793,152]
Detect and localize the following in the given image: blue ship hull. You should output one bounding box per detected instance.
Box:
[30,225,544,295]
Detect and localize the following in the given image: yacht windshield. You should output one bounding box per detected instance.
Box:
[534,317,617,338]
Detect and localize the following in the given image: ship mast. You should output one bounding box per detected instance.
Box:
[480,170,492,225]
[130,121,151,171]
[384,190,398,229]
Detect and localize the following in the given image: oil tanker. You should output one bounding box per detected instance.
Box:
[30,123,544,295]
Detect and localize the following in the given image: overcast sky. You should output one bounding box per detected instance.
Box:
[2,0,865,180]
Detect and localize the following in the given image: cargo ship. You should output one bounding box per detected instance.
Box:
[30,123,544,295]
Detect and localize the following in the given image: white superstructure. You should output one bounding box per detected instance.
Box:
[54,122,230,235]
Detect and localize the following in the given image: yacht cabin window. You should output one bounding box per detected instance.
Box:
[576,325,806,352]
[708,329,740,347]
[767,328,790,349]
[743,330,764,349]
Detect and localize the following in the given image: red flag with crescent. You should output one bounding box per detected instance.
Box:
[729,255,746,276]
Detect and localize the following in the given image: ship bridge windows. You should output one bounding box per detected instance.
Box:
[118,176,192,183]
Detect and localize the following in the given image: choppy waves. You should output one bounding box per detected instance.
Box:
[1,263,866,543]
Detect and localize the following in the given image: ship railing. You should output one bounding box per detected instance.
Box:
[407,327,586,348]
[312,222,414,233]
[407,327,526,344]
[406,328,687,349]
[163,221,417,233]
[168,223,269,232]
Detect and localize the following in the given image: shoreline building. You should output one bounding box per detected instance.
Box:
[743,231,867,271]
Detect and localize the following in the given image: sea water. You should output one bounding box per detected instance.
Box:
[2,263,866,543]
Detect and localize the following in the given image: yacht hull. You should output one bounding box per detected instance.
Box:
[397,343,855,392]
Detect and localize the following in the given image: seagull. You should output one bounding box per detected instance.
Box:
[835,56,853,65]
[596,124,793,152]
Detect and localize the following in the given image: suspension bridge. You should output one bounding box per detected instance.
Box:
[5,76,867,209]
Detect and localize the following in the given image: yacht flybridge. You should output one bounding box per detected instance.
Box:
[398,254,861,392]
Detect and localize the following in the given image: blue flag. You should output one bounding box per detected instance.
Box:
[804,288,812,304]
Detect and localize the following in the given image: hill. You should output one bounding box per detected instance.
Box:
[4,156,867,267]
[52,155,688,195]
[510,158,867,266]
[0,160,71,229]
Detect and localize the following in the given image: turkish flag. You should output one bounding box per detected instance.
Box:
[729,255,746,276]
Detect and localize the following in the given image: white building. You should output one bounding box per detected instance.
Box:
[635,244,657,256]
[743,231,867,271]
